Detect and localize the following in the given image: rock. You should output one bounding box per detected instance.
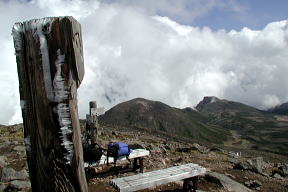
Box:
[205,172,252,192]
[228,151,241,158]
[191,143,210,153]
[225,173,235,179]
[0,156,7,167]
[210,147,225,153]
[13,146,26,152]
[15,170,29,180]
[9,180,31,190]
[1,168,29,182]
[177,143,209,153]
[248,157,263,173]
[228,157,240,164]
[1,167,16,182]
[160,159,166,166]
[233,157,264,174]
[0,184,6,191]
[244,180,262,189]
[279,164,288,177]
[273,173,283,179]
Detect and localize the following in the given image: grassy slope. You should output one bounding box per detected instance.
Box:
[196,98,288,155]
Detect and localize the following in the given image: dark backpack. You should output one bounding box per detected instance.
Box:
[83,143,103,165]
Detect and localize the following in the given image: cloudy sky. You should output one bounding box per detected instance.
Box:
[0,0,288,125]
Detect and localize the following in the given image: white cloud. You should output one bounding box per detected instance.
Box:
[0,0,287,125]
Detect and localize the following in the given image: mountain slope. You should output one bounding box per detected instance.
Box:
[196,97,288,155]
[268,102,288,115]
[99,98,230,144]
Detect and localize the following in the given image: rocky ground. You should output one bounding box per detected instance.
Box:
[1,124,288,192]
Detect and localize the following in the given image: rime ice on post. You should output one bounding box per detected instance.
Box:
[12,17,88,192]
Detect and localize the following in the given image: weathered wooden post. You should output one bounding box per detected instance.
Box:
[86,101,99,144]
[12,17,88,192]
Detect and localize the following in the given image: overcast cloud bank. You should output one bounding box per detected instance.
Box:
[0,0,287,125]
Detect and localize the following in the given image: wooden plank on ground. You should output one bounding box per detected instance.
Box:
[110,163,206,192]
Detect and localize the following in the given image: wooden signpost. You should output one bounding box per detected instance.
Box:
[86,101,99,144]
[12,17,88,192]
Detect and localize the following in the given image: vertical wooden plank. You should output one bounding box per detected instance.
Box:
[12,16,88,192]
[86,101,99,144]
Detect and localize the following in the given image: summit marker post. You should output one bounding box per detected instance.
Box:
[12,17,88,192]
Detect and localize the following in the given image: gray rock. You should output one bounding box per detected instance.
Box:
[1,167,16,182]
[248,157,263,173]
[0,184,6,191]
[205,172,252,192]
[233,157,264,174]
[0,156,7,167]
[177,143,210,153]
[273,173,283,179]
[191,143,210,153]
[228,157,240,164]
[1,168,29,182]
[272,164,288,178]
[15,170,29,181]
[9,180,31,190]
[279,164,288,177]
[13,146,26,152]
[244,180,262,189]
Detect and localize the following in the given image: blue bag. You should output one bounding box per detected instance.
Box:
[108,142,131,158]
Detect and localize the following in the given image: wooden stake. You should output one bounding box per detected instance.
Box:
[86,101,98,144]
[12,16,88,192]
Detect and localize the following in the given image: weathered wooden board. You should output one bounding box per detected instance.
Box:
[86,101,99,144]
[110,163,206,192]
[12,17,87,192]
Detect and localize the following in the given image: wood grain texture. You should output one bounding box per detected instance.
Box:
[110,163,206,192]
[12,16,87,192]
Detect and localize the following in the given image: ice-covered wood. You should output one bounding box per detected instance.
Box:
[110,163,206,192]
[12,16,87,192]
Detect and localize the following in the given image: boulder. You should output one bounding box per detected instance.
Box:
[233,157,264,174]
[9,180,31,190]
[205,172,252,192]
[1,168,29,182]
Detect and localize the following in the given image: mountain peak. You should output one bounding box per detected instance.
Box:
[268,102,288,115]
[195,96,220,111]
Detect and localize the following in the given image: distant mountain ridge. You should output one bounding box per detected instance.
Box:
[99,98,230,144]
[268,102,288,115]
[99,97,288,155]
[195,96,288,155]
